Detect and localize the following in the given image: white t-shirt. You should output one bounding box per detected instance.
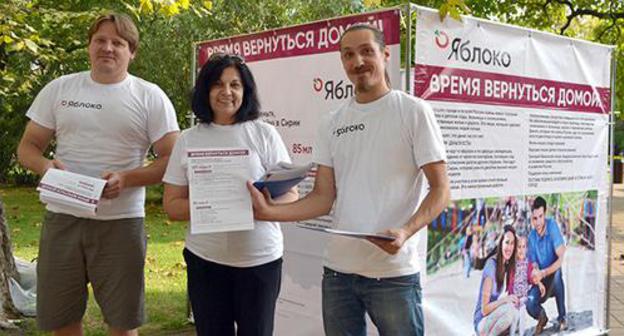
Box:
[26,71,179,219]
[163,120,291,268]
[314,90,446,278]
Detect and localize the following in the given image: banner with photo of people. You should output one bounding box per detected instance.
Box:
[414,6,613,335]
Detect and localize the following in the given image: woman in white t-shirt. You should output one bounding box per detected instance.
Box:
[162,53,298,336]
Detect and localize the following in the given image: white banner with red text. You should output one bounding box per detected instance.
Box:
[196,9,402,335]
[415,6,612,335]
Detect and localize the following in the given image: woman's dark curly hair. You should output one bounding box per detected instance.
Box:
[191,54,260,124]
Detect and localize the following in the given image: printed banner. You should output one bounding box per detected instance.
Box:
[415,7,613,335]
[196,9,402,335]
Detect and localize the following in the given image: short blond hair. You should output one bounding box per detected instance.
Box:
[88,13,139,53]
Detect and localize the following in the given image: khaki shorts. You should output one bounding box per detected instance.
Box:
[36,211,146,331]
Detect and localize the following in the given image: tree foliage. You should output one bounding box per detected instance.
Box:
[0,0,362,184]
[466,0,622,106]
[1,1,102,184]
[1,0,622,184]
[374,0,623,148]
[465,0,624,149]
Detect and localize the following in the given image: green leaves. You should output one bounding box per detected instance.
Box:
[1,0,622,182]
[439,0,471,22]
[23,38,38,53]
[0,0,364,184]
[2,35,15,44]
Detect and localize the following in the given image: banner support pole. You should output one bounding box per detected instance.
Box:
[404,4,412,94]
[188,43,198,127]
[606,48,617,331]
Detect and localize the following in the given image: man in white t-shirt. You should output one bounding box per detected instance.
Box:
[248,24,449,335]
[16,13,179,336]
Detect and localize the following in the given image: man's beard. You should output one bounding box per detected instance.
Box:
[355,77,373,93]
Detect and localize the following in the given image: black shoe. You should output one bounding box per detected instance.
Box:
[535,312,548,335]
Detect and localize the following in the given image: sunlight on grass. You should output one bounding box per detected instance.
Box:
[1,186,194,335]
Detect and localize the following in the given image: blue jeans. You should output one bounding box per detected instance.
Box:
[526,269,566,323]
[322,267,423,336]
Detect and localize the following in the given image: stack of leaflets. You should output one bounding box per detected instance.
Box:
[37,168,107,217]
[253,162,315,198]
[296,224,396,241]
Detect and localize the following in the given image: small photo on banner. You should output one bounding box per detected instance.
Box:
[426,191,599,335]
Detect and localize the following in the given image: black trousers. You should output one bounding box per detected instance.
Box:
[184,248,282,336]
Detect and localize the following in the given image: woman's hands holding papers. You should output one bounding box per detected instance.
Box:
[367,227,410,255]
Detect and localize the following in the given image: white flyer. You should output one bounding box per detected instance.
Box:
[296,224,395,241]
[37,168,107,217]
[187,148,254,234]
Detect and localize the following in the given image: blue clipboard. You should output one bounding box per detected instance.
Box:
[253,176,305,198]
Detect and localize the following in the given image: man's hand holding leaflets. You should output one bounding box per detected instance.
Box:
[253,162,314,198]
[37,168,107,217]
[366,226,411,255]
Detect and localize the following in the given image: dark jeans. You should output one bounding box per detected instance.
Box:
[526,269,566,323]
[322,267,423,336]
[183,249,282,336]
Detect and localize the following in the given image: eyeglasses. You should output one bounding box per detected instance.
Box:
[208,52,245,64]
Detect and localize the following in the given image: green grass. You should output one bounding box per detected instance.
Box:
[0,186,194,335]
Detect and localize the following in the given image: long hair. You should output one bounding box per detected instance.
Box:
[495,225,517,290]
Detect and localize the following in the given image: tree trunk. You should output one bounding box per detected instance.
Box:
[0,197,22,324]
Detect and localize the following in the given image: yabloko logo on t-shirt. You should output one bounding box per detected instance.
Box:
[333,123,366,137]
[59,99,103,110]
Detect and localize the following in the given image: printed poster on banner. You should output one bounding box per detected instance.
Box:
[196,9,402,335]
[414,7,613,335]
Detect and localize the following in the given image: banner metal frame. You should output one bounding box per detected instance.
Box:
[185,4,616,333]
[606,49,617,331]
